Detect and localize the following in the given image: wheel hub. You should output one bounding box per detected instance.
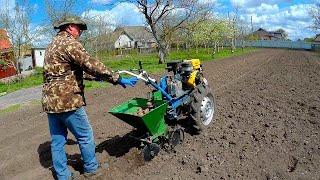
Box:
[200,96,214,125]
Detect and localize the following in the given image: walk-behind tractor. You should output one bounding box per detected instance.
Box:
[109,59,216,161]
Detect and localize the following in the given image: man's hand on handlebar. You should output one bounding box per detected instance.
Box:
[118,76,139,88]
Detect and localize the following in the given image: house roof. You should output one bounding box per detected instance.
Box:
[0,29,13,52]
[256,28,267,32]
[252,28,286,40]
[114,26,155,42]
[253,28,270,37]
[32,47,46,50]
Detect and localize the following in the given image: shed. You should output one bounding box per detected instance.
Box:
[18,56,33,72]
[32,47,46,67]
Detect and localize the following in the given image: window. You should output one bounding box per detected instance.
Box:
[40,51,42,56]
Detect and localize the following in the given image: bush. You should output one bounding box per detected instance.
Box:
[0,59,8,67]
[0,59,9,70]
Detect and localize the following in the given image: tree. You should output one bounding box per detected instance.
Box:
[44,0,79,26]
[44,0,114,56]
[191,18,231,54]
[304,37,314,42]
[81,14,114,57]
[176,15,212,53]
[128,0,214,64]
[309,3,320,30]
[236,18,250,49]
[0,0,37,72]
[275,28,288,40]
[44,0,79,37]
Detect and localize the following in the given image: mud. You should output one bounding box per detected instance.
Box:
[0,49,319,179]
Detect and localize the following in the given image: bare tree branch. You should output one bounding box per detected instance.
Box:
[309,3,320,30]
[131,0,214,63]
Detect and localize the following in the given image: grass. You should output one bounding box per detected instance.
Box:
[0,100,42,115]
[100,47,255,72]
[0,104,21,114]
[0,67,43,93]
[30,99,41,105]
[0,47,255,93]
[169,47,254,61]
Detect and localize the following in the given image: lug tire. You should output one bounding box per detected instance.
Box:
[190,83,216,131]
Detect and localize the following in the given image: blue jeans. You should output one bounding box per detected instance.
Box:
[48,107,98,180]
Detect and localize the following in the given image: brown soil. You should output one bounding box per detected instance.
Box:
[0,49,319,180]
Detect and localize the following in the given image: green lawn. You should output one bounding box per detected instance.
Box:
[0,47,255,93]
[0,67,43,94]
[0,104,21,114]
[100,47,255,72]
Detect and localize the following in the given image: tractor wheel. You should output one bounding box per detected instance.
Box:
[142,143,160,161]
[169,126,185,149]
[190,82,216,131]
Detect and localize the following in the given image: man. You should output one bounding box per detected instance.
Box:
[42,16,138,180]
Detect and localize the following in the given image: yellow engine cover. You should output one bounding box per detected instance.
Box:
[187,70,198,88]
[190,59,201,70]
[183,59,201,70]
[183,59,201,88]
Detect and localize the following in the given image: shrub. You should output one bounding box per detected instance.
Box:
[0,59,8,70]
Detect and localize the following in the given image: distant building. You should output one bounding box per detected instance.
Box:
[18,56,33,72]
[314,34,320,43]
[113,26,156,49]
[312,34,320,51]
[32,47,46,67]
[251,28,287,40]
[16,47,46,72]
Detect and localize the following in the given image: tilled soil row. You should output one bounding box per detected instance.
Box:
[0,49,319,180]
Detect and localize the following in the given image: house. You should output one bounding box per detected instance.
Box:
[251,28,287,40]
[113,26,156,49]
[251,28,271,40]
[314,34,320,43]
[0,29,16,79]
[83,26,156,53]
[32,47,46,67]
[312,34,320,51]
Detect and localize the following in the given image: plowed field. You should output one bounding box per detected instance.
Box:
[0,49,319,180]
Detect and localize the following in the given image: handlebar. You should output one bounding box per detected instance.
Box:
[117,69,173,101]
[117,70,156,83]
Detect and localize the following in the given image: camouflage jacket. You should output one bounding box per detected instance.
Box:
[42,31,119,113]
